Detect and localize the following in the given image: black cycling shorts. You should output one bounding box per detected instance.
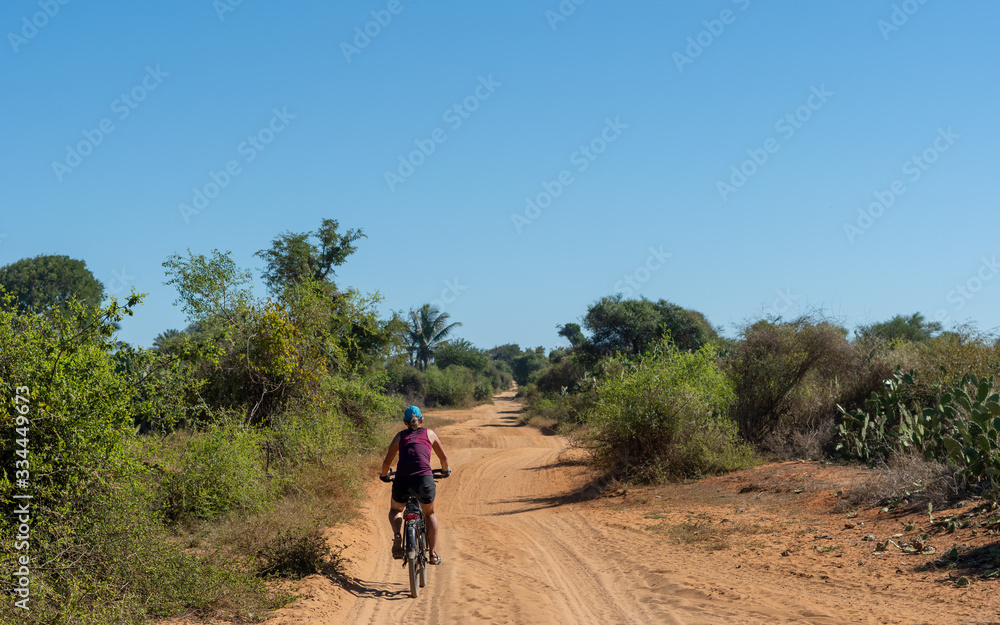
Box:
[392,475,436,505]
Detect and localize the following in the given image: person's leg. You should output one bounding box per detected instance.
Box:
[388,501,404,534]
[389,499,405,558]
[420,501,439,561]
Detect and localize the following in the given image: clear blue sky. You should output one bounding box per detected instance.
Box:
[2,1,998,350]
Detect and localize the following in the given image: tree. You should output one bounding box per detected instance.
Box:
[434,339,491,375]
[856,313,942,343]
[489,344,521,365]
[511,351,548,386]
[405,304,461,370]
[255,218,365,296]
[0,254,104,313]
[162,249,253,325]
[651,300,719,352]
[557,323,586,347]
[581,296,718,361]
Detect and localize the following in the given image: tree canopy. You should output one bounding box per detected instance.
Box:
[580,295,718,360]
[856,312,942,343]
[405,304,462,370]
[255,218,365,296]
[0,254,104,313]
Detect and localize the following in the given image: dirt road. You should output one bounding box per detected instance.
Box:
[271,392,997,625]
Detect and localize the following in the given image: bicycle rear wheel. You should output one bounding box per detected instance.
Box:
[406,525,419,598]
[418,529,427,588]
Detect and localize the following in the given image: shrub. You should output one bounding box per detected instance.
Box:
[584,341,757,482]
[535,356,587,394]
[845,451,961,509]
[725,317,887,456]
[425,365,476,407]
[322,373,402,450]
[473,378,494,401]
[159,418,272,523]
[435,339,491,375]
[512,351,548,386]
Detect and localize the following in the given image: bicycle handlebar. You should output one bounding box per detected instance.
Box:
[380,468,451,482]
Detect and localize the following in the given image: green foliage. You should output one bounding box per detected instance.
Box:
[837,370,1000,487]
[473,379,494,401]
[0,294,282,622]
[584,341,757,482]
[0,254,104,314]
[557,323,586,347]
[162,249,253,325]
[435,339,491,375]
[405,304,461,370]
[425,365,476,407]
[159,419,272,522]
[535,355,587,394]
[489,343,522,365]
[581,295,718,361]
[255,218,365,296]
[857,312,942,343]
[512,350,548,386]
[321,373,402,450]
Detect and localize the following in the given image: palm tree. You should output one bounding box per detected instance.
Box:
[406,305,461,370]
[152,328,184,352]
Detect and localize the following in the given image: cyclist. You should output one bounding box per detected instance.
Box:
[379,405,450,564]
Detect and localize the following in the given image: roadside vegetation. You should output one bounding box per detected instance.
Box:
[0,220,508,624]
[4,225,999,622]
[522,297,1000,507]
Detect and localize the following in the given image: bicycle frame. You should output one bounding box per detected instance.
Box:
[401,499,427,569]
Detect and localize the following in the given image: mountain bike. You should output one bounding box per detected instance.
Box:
[385,468,450,598]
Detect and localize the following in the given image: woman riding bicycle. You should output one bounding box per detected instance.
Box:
[379,406,450,565]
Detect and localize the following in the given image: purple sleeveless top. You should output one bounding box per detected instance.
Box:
[396,427,433,477]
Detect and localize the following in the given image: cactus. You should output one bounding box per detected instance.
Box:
[837,370,1000,487]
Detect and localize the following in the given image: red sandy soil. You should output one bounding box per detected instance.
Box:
[182,391,1000,624]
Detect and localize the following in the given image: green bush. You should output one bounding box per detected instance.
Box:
[0,296,283,623]
[584,341,757,482]
[535,356,587,394]
[435,339,491,375]
[322,373,402,450]
[159,418,272,523]
[425,365,476,407]
[512,351,548,386]
[473,379,494,401]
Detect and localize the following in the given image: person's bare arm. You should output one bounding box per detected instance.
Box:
[380,433,400,477]
[427,429,449,472]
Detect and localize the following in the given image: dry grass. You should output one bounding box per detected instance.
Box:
[844,451,963,510]
[646,514,767,551]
